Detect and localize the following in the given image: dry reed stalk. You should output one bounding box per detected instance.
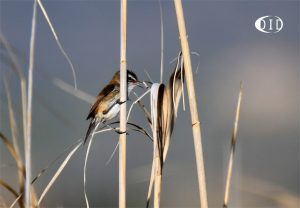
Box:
[0,33,39,208]
[3,80,25,208]
[0,34,27,175]
[223,82,243,208]
[0,132,24,208]
[173,1,208,207]
[25,1,37,207]
[0,195,8,208]
[37,142,82,206]
[119,0,128,207]
[0,180,19,200]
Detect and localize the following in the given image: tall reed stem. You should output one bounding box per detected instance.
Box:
[174,1,208,207]
[119,0,127,207]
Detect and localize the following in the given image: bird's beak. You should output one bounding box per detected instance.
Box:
[135,80,144,88]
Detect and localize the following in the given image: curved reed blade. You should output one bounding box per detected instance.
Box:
[3,79,25,196]
[146,52,185,208]
[37,0,77,90]
[0,180,19,200]
[37,142,82,206]
[0,133,25,208]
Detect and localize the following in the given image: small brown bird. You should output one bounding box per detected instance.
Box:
[84,70,141,144]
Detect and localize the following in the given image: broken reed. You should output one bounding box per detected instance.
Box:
[223,82,243,208]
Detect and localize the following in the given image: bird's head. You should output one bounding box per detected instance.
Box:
[110,70,143,89]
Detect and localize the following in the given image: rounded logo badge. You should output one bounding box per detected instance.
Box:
[255,16,283,33]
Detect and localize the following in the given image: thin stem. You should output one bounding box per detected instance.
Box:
[25,0,37,207]
[173,1,208,207]
[37,0,77,90]
[3,79,25,208]
[223,82,243,208]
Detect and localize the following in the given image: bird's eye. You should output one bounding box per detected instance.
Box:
[128,74,136,82]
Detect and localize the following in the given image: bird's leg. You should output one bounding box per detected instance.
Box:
[117,99,126,105]
[103,122,128,135]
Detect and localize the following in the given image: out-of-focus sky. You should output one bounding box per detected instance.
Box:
[0,0,299,207]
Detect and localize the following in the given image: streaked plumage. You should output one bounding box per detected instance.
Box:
[84,70,140,144]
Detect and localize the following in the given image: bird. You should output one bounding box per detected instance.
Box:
[84,70,142,144]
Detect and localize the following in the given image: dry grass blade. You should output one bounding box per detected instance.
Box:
[133,92,152,124]
[162,53,184,161]
[127,89,151,121]
[174,1,208,207]
[7,139,83,208]
[84,137,93,208]
[0,132,25,208]
[107,121,153,141]
[223,82,243,208]
[3,78,25,197]
[0,195,8,208]
[37,0,77,90]
[53,78,94,104]
[37,142,82,205]
[0,33,25,79]
[105,141,120,166]
[0,180,19,200]
[0,33,28,180]
[146,53,184,208]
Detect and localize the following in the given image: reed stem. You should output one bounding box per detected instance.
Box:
[119,0,128,207]
[25,0,37,207]
[174,1,208,207]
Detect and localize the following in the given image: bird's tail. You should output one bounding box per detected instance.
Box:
[84,118,99,145]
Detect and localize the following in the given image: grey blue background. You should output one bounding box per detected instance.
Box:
[0,0,299,207]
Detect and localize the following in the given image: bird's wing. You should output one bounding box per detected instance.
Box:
[86,84,117,120]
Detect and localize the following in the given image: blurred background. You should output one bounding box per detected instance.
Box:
[0,0,299,207]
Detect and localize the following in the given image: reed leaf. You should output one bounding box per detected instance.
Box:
[147,53,185,207]
[3,79,25,199]
[37,0,77,90]
[37,142,82,205]
[0,180,19,200]
[0,132,25,208]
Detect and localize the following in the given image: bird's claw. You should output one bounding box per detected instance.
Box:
[115,130,128,135]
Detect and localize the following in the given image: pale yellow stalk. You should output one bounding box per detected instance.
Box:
[174,1,208,207]
[119,0,128,207]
